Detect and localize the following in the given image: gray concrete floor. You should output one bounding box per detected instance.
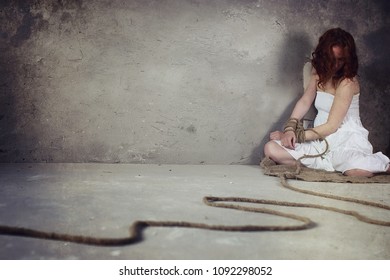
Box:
[0,163,389,260]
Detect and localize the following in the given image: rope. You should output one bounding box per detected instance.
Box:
[0,133,389,246]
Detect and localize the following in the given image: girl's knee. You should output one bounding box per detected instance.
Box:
[263,141,296,166]
[344,169,374,177]
[264,141,278,158]
[264,141,272,157]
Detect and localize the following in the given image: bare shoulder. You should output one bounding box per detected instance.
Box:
[307,70,319,87]
[310,67,319,79]
[338,77,360,94]
[301,71,318,102]
[305,72,319,94]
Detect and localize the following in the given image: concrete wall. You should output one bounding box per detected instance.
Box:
[0,0,389,164]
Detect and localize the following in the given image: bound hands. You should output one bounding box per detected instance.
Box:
[269,130,296,149]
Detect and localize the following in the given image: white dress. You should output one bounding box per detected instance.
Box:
[274,91,390,173]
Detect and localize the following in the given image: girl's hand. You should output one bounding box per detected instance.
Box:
[270,130,283,140]
[280,131,296,150]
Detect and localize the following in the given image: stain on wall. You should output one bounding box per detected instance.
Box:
[0,0,389,164]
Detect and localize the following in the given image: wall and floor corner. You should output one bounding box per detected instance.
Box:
[0,0,389,164]
[1,1,390,261]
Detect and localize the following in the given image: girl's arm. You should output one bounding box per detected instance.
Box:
[305,78,359,141]
[279,72,318,149]
[289,72,318,120]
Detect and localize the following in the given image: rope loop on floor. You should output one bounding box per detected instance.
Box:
[0,135,389,246]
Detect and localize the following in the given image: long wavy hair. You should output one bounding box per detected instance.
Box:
[311,28,358,88]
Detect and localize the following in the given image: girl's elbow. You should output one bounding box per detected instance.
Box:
[316,122,338,138]
[325,124,339,136]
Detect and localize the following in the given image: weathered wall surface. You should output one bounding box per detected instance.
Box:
[0,0,389,164]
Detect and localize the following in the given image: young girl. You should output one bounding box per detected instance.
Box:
[264,28,390,177]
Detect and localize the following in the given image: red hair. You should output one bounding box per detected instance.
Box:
[311,28,358,88]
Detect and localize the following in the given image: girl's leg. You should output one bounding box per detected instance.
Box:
[347,163,389,176]
[264,141,297,166]
[344,169,374,177]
